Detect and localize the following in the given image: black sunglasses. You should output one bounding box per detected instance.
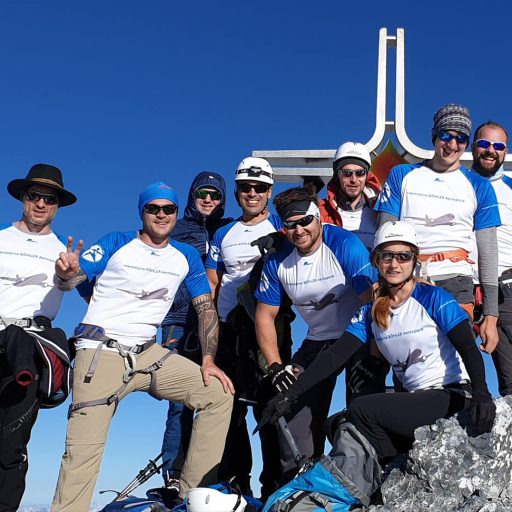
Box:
[24,189,59,205]
[338,169,368,178]
[436,131,470,145]
[195,189,222,201]
[144,204,177,215]
[377,251,415,263]
[283,214,315,230]
[237,183,270,194]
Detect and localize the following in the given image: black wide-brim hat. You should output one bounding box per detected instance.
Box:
[7,163,77,207]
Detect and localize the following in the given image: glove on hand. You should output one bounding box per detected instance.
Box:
[250,232,285,258]
[468,390,496,436]
[261,392,294,426]
[348,356,386,395]
[268,362,297,392]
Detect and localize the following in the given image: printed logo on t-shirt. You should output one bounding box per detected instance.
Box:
[83,245,105,263]
[117,287,171,301]
[259,271,270,292]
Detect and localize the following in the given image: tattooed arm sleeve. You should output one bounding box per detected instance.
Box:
[192,293,219,358]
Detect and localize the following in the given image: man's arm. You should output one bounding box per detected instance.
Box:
[191,292,234,394]
[55,236,88,293]
[475,227,499,353]
[255,301,281,366]
[191,293,219,359]
[206,268,223,304]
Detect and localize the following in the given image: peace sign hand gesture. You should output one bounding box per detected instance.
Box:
[55,236,84,281]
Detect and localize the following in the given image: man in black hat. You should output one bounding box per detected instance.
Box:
[0,163,77,512]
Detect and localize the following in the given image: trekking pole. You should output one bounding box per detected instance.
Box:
[277,417,311,475]
[107,452,165,501]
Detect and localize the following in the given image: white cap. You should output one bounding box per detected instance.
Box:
[235,157,274,185]
[373,221,418,251]
[333,142,372,171]
[186,488,247,512]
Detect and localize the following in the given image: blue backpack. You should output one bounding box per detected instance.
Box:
[262,421,382,512]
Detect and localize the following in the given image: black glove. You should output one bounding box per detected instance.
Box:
[255,392,295,432]
[250,232,285,258]
[267,362,297,392]
[468,390,496,436]
[347,356,386,395]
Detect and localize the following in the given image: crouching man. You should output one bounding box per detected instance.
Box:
[51,182,233,512]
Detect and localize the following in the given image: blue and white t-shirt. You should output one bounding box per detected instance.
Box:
[347,283,470,391]
[0,223,67,323]
[491,176,512,276]
[205,214,282,321]
[255,224,376,341]
[375,163,501,277]
[76,232,210,349]
[338,206,377,251]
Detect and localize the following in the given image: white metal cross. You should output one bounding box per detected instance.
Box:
[253,28,512,183]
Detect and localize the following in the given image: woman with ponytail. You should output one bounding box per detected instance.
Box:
[260,221,496,467]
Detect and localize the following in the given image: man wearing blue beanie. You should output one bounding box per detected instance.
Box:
[51,181,234,512]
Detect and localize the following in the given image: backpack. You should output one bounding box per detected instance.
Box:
[262,422,382,512]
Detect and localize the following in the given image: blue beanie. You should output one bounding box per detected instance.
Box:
[138,181,179,219]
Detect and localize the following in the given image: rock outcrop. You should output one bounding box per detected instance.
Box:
[368,397,512,511]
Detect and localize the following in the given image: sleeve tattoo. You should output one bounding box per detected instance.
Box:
[192,293,219,358]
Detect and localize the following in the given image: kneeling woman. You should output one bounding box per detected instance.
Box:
[262,221,495,465]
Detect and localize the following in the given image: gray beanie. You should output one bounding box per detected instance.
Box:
[431,103,472,142]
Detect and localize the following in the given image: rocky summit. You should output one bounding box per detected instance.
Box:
[367,396,512,512]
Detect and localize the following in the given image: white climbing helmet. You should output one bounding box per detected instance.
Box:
[333,142,372,172]
[373,221,418,251]
[235,157,274,185]
[186,488,247,512]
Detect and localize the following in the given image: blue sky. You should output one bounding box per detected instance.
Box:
[1,0,510,507]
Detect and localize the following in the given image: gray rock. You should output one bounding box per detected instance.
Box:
[366,397,512,512]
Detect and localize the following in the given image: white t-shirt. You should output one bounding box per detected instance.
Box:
[0,223,66,323]
[205,214,281,321]
[256,224,376,341]
[338,205,377,251]
[375,164,501,278]
[347,283,469,391]
[76,232,210,349]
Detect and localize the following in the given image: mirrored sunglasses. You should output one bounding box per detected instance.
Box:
[195,189,222,201]
[144,204,177,215]
[377,251,415,263]
[283,214,315,230]
[338,169,368,178]
[24,189,59,205]
[237,183,270,194]
[475,139,507,152]
[436,131,470,145]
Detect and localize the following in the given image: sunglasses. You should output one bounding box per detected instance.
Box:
[338,169,368,178]
[283,214,315,230]
[475,139,507,152]
[195,189,222,201]
[436,131,470,145]
[144,204,177,215]
[24,189,59,205]
[237,183,270,194]
[377,251,415,263]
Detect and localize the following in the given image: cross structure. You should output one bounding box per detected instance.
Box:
[253,28,512,183]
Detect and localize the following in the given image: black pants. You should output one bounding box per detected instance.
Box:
[0,348,41,511]
[217,321,286,499]
[492,289,512,396]
[346,387,470,463]
[279,339,337,480]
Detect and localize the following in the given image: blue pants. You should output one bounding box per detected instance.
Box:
[160,325,199,482]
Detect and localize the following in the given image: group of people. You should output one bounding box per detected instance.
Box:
[0,102,508,511]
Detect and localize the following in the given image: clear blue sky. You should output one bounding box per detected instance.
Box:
[0,0,509,507]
